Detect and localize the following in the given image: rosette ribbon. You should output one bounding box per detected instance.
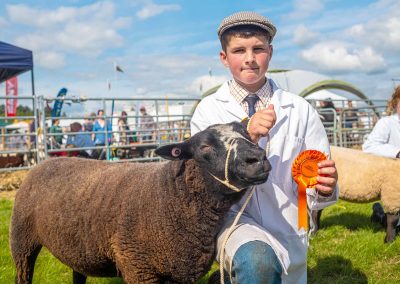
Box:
[292,150,327,231]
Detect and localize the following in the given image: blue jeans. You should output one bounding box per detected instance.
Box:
[229,240,282,284]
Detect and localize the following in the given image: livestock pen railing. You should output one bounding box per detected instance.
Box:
[0,95,39,171]
[307,99,387,149]
[40,96,197,164]
[0,96,389,171]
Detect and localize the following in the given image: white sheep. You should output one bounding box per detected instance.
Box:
[313,146,400,243]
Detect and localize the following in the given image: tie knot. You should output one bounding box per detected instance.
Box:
[244,94,259,117]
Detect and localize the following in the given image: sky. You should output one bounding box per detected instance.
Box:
[1,0,400,104]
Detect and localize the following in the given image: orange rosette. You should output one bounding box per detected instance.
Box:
[292,150,327,231]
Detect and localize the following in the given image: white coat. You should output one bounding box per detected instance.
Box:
[191,79,339,283]
[362,114,400,158]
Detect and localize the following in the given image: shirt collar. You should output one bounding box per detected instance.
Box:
[228,78,273,106]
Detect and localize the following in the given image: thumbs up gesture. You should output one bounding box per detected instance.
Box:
[247,104,276,143]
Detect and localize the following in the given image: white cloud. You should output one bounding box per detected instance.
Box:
[136,2,181,20]
[300,41,386,74]
[287,0,324,19]
[0,16,7,28]
[55,22,124,56]
[292,25,319,46]
[6,2,131,67]
[346,16,400,53]
[7,4,91,28]
[35,51,66,69]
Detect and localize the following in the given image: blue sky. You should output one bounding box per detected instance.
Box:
[1,0,399,102]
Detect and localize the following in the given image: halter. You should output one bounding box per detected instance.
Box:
[207,135,263,284]
[208,138,243,192]
[215,134,271,284]
[209,136,264,193]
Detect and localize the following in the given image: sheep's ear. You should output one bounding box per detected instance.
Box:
[155,142,192,160]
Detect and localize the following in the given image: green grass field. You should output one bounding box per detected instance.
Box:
[1,198,399,284]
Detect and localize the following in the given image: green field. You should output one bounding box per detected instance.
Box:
[1,199,399,284]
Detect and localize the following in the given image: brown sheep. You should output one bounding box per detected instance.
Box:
[10,122,271,284]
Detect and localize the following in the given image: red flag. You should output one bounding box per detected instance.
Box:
[6,77,18,117]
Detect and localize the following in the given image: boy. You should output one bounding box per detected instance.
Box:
[191,11,338,283]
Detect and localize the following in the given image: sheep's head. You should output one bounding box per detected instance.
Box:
[155,122,271,191]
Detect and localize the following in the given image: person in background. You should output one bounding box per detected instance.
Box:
[92,109,112,145]
[318,99,336,127]
[91,109,113,159]
[29,119,36,146]
[66,122,95,158]
[363,86,400,232]
[83,112,95,132]
[191,11,338,283]
[139,106,155,142]
[343,100,360,144]
[48,118,63,147]
[362,86,400,159]
[118,111,130,144]
[343,100,359,128]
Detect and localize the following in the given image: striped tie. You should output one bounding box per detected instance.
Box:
[244,94,260,117]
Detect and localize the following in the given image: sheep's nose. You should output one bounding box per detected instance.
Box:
[262,157,271,173]
[245,156,261,165]
[245,154,270,171]
[244,148,267,164]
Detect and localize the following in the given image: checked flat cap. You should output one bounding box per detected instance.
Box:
[217,11,277,41]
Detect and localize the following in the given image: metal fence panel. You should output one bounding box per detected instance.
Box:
[0,96,389,171]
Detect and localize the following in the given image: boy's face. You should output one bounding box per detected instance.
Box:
[220,34,272,92]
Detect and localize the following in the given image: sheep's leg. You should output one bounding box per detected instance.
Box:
[115,260,160,284]
[121,274,160,284]
[14,244,42,284]
[310,209,323,235]
[385,213,399,243]
[73,271,87,284]
[117,267,161,284]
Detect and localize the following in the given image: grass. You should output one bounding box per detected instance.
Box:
[1,199,399,284]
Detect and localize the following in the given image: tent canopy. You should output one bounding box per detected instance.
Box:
[0,41,33,84]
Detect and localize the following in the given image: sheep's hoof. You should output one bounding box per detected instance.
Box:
[384,234,396,243]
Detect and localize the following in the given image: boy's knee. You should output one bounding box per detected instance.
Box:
[232,240,282,281]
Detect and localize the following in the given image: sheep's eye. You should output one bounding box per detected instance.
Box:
[171,147,181,157]
[200,145,212,151]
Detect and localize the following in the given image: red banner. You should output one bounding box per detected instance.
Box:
[6,77,18,117]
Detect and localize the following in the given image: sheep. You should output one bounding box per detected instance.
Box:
[311,146,400,243]
[10,121,271,284]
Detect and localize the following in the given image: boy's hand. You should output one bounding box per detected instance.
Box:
[316,159,338,196]
[247,104,276,143]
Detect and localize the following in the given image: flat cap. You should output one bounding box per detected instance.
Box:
[217,11,277,41]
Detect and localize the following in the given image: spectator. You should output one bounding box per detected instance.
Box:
[29,119,36,146]
[83,112,95,132]
[139,106,155,142]
[66,122,95,158]
[91,109,112,146]
[48,118,63,147]
[362,86,400,158]
[318,99,336,127]
[8,130,25,149]
[343,100,359,128]
[118,111,137,144]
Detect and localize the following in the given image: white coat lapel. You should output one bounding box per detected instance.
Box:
[215,83,248,120]
[268,79,293,136]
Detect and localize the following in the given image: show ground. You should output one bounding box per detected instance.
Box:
[0,170,28,200]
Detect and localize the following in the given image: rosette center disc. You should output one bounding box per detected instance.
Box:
[300,159,318,178]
